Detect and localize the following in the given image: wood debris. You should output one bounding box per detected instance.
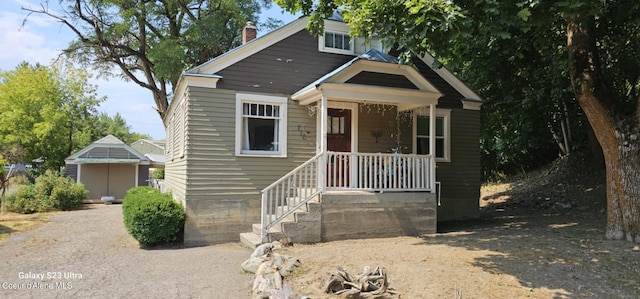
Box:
[324,266,398,299]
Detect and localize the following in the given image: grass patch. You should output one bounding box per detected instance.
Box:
[0,211,54,241]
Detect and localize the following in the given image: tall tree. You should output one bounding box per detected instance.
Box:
[277,0,640,242]
[0,62,103,169]
[24,0,280,119]
[84,112,152,144]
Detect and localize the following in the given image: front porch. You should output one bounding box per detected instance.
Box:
[238,149,439,247]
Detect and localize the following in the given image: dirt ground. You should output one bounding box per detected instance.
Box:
[279,157,640,299]
[0,204,253,298]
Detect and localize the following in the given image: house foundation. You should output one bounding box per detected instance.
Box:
[320,191,437,242]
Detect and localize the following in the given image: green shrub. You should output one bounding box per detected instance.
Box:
[4,170,87,213]
[4,184,45,214]
[123,187,185,247]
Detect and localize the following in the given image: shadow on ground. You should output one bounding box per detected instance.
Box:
[415,156,640,298]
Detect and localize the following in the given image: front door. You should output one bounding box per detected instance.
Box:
[327,108,351,187]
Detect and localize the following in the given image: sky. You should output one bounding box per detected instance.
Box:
[0,0,298,140]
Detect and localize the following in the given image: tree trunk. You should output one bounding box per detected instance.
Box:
[152,88,169,119]
[567,16,640,242]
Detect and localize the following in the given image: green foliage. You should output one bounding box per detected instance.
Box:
[26,0,282,117]
[0,61,104,170]
[81,112,151,145]
[150,168,165,180]
[122,187,185,247]
[4,170,87,214]
[279,0,640,179]
[5,185,42,214]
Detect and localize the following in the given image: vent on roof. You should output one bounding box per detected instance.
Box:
[78,147,138,160]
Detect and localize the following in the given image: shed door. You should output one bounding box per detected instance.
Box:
[82,164,136,199]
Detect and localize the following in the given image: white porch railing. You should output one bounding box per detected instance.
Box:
[261,153,323,240]
[260,151,434,241]
[326,152,434,191]
[149,179,167,193]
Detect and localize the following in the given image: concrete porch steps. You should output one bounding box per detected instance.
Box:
[239,195,321,248]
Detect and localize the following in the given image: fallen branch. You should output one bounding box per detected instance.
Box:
[324,266,398,299]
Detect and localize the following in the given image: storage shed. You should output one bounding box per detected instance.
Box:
[65,135,150,202]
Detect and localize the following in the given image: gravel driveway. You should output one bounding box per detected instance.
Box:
[0,204,252,298]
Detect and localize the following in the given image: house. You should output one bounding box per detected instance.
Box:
[131,139,166,170]
[162,16,482,246]
[131,139,165,156]
[65,135,150,202]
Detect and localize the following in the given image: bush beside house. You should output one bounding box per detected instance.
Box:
[122,187,185,247]
[4,170,87,213]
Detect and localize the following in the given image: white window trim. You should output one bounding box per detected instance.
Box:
[412,109,451,162]
[319,31,354,55]
[318,21,355,55]
[235,93,288,158]
[177,99,186,158]
[166,118,173,160]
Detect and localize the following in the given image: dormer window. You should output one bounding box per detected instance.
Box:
[319,24,355,55]
[319,20,384,55]
[324,32,352,51]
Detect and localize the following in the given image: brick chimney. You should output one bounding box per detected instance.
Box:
[242,21,257,44]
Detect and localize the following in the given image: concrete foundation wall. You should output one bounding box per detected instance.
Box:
[320,192,437,242]
[183,197,260,246]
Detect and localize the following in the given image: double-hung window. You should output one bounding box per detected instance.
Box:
[235,93,287,157]
[414,109,451,161]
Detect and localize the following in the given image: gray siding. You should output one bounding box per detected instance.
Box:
[65,164,78,182]
[179,86,317,244]
[358,105,411,153]
[164,100,188,204]
[359,105,480,221]
[216,30,354,94]
[346,72,418,90]
[436,109,481,221]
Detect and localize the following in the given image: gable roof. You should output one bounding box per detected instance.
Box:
[188,16,310,76]
[295,49,437,94]
[65,135,149,165]
[131,139,165,154]
[292,49,442,110]
[170,16,481,117]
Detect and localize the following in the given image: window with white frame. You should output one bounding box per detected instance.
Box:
[319,26,354,55]
[414,110,451,161]
[174,100,186,158]
[324,32,351,51]
[235,94,287,157]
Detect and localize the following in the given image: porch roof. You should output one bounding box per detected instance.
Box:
[292,49,442,111]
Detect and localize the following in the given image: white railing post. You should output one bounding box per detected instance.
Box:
[260,192,267,241]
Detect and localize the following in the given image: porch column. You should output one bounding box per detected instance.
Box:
[429,104,436,193]
[77,164,82,183]
[320,96,328,153]
[319,96,328,191]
